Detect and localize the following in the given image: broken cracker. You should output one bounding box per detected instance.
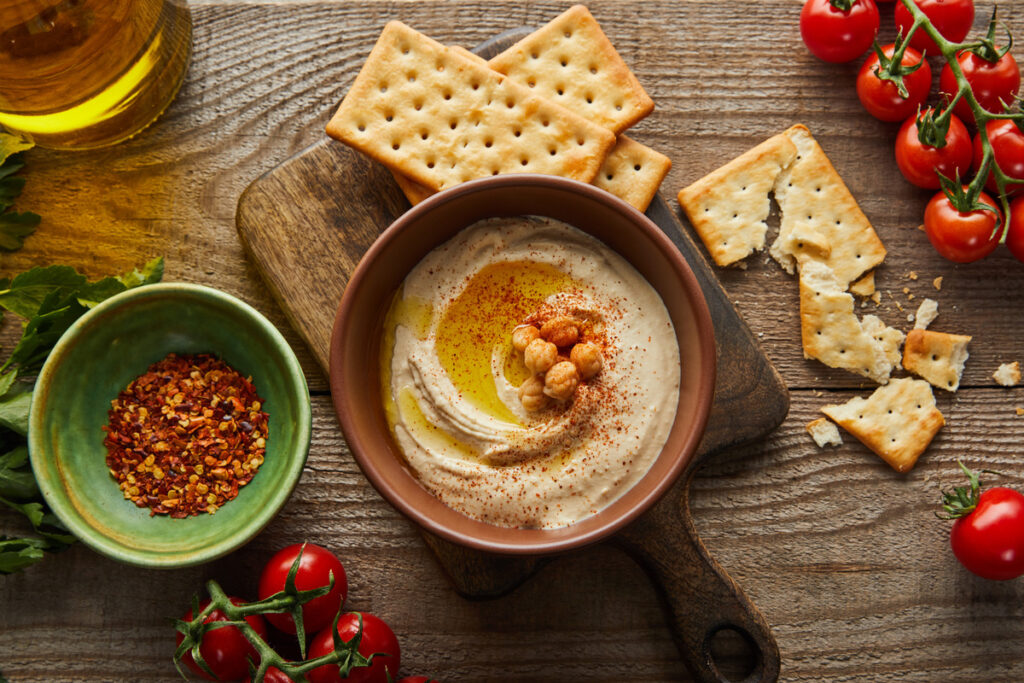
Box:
[914,298,938,330]
[807,417,843,448]
[862,314,905,368]
[326,21,616,192]
[822,377,944,473]
[994,361,1021,387]
[850,271,875,297]
[770,124,886,287]
[799,260,897,384]
[902,329,971,392]
[488,5,654,135]
[677,132,797,266]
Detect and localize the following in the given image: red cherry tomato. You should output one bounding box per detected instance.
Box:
[856,44,932,121]
[177,598,269,681]
[894,0,974,55]
[308,612,401,683]
[800,0,880,63]
[940,49,1022,125]
[245,667,294,683]
[258,543,348,635]
[895,110,973,188]
[1008,196,1024,262]
[951,486,1024,580]
[972,119,1024,195]
[923,187,1004,262]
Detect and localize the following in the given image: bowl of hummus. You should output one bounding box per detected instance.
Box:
[329,174,714,554]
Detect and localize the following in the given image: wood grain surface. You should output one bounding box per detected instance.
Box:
[2,1,1024,681]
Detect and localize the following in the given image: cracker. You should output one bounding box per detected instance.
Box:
[394,134,670,212]
[914,298,939,330]
[591,135,671,211]
[806,417,842,448]
[677,132,797,266]
[770,125,887,287]
[862,314,905,368]
[994,361,1021,387]
[902,329,972,392]
[488,5,654,135]
[822,377,944,473]
[799,260,895,384]
[326,21,616,192]
[849,271,875,297]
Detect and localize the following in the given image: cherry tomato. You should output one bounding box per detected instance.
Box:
[397,678,440,683]
[940,49,1022,125]
[258,543,348,636]
[1008,196,1024,262]
[856,44,932,121]
[177,598,269,681]
[951,486,1024,580]
[923,187,1003,262]
[895,110,973,188]
[800,0,880,63]
[972,119,1024,195]
[894,0,974,55]
[245,667,294,683]
[308,612,401,683]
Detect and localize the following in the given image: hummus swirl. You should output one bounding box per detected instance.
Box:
[381,217,680,529]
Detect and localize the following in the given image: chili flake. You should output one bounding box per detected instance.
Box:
[102,353,269,517]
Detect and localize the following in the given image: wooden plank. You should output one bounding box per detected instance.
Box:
[1,2,1023,681]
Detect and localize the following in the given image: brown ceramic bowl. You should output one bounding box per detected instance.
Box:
[329,175,715,555]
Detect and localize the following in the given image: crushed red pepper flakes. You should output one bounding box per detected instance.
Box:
[102,353,269,518]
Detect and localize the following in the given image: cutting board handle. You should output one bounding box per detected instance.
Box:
[614,469,780,683]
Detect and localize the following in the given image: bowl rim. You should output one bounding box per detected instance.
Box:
[27,281,312,568]
[330,174,716,555]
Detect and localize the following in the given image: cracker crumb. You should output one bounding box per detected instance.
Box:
[1017,407,1024,416]
[914,298,939,330]
[909,271,918,280]
[871,291,881,305]
[902,287,910,294]
[994,361,1021,387]
[917,224,926,232]
[908,313,915,322]
[933,276,943,291]
[908,293,915,301]
[807,417,842,448]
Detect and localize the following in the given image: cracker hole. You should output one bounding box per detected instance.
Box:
[380,84,388,93]
[385,113,394,122]
[560,56,569,67]
[577,138,585,146]
[815,187,821,192]
[839,349,846,354]
[414,101,423,111]
[634,164,642,171]
[586,95,594,104]
[426,160,435,169]
[797,242,803,248]
[564,30,572,38]
[492,169,500,175]
[401,45,410,54]
[932,354,938,361]
[741,186,747,191]
[514,129,522,137]
[732,213,738,219]
[408,72,417,82]
[891,437,897,442]
[443,92,452,100]
[521,158,529,166]
[436,62,445,72]
[530,51,539,59]
[816,330,822,335]
[527,80,536,88]
[797,154,803,160]
[704,208,710,213]
[590,65,598,74]
[858,414,864,419]
[615,102,623,111]
[549,148,556,156]
[471,82,480,90]
[450,120,457,130]
[506,99,515,108]
[557,88,564,96]
[542,119,550,127]
[916,404,922,409]
[357,123,365,132]
[856,254,862,259]
[485,139,493,148]
[887,409,893,414]
[807,215,812,220]
[606,173,614,181]
[392,142,400,150]
[420,131,429,140]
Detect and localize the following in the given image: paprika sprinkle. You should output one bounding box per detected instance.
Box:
[102,353,269,517]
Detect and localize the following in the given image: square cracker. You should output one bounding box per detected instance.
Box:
[799,260,897,384]
[902,329,971,392]
[326,21,616,192]
[677,132,797,266]
[822,377,944,473]
[391,134,670,213]
[770,125,887,287]
[488,5,654,135]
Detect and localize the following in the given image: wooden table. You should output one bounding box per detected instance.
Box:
[2,1,1024,681]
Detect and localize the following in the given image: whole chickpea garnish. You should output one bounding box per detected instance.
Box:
[524,338,558,374]
[540,316,580,348]
[511,325,540,352]
[518,374,549,412]
[570,342,602,380]
[543,361,579,401]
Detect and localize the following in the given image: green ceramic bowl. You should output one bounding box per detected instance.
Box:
[28,283,311,568]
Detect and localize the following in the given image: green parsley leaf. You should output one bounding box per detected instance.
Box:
[0,210,41,251]
[117,255,165,289]
[0,134,38,252]
[0,132,32,165]
[0,446,39,501]
[0,537,48,574]
[0,264,87,319]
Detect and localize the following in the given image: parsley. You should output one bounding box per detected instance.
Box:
[0,132,39,252]
[0,257,164,573]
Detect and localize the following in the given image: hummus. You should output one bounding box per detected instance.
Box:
[380,216,680,528]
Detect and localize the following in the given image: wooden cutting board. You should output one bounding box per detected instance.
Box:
[236,29,789,683]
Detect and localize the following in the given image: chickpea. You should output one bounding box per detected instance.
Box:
[524,338,558,374]
[540,316,580,347]
[543,361,579,401]
[570,342,602,380]
[518,374,549,411]
[511,325,540,352]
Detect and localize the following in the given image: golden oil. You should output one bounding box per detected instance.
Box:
[0,0,192,149]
